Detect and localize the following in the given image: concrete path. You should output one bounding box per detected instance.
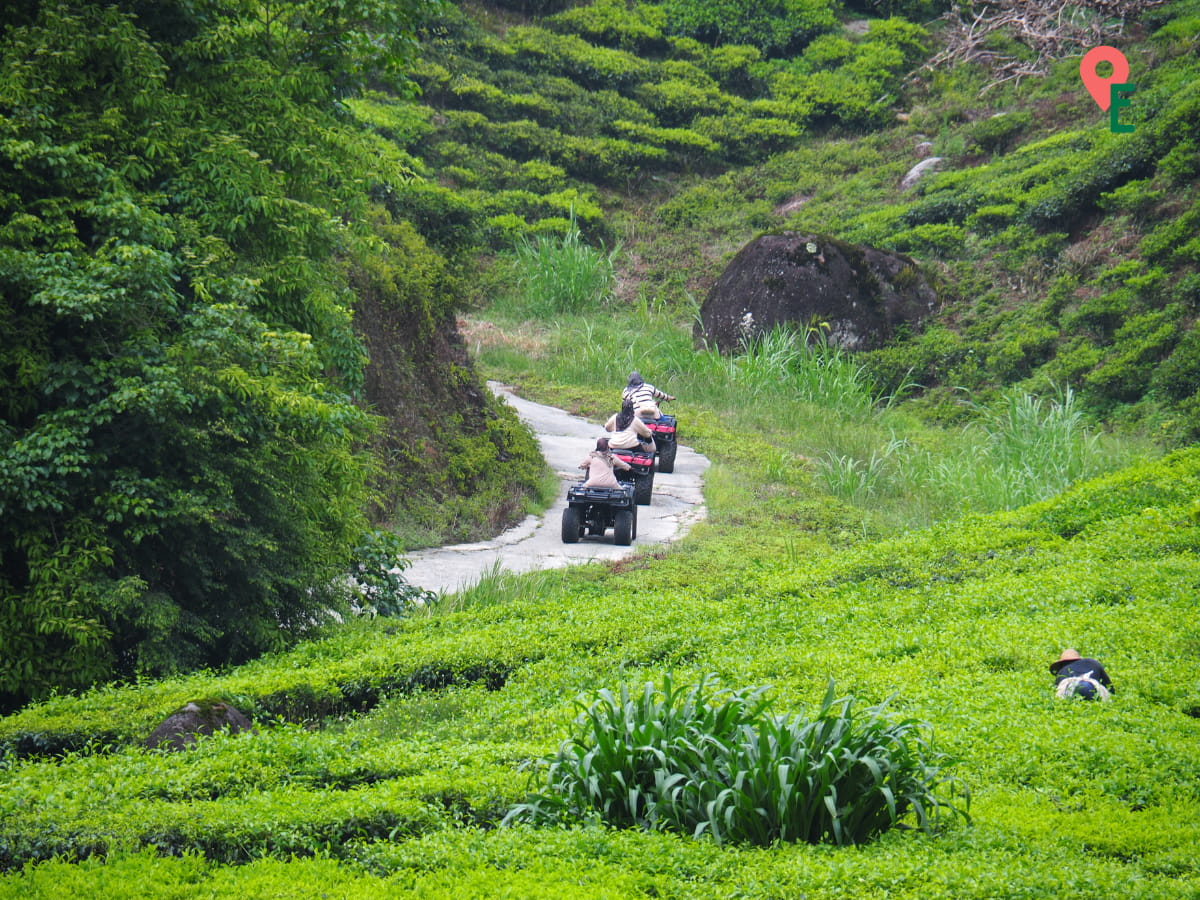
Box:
[403,382,709,595]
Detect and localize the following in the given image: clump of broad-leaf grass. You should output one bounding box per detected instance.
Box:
[506,674,968,846]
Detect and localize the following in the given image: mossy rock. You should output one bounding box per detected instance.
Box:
[145,700,254,751]
[696,231,938,352]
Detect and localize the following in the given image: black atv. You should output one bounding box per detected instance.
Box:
[642,411,678,473]
[612,447,655,505]
[561,483,637,546]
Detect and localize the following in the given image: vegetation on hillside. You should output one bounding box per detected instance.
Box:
[354,0,1200,442]
[1,313,1197,892]
[0,0,544,710]
[2,0,1199,895]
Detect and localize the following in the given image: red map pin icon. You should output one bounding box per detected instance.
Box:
[1081,46,1130,111]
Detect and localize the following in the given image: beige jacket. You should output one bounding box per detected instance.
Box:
[580,450,630,488]
[604,414,654,450]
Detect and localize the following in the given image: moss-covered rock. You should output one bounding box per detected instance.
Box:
[696,231,938,352]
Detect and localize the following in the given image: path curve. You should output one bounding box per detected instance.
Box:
[403,382,709,595]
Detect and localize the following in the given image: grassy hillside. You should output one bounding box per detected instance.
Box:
[0,296,1195,897]
[2,300,1198,895]
[3,1,1199,896]
[356,0,1200,442]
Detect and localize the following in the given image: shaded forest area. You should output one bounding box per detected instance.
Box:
[0,0,544,711]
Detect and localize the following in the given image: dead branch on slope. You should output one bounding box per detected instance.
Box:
[919,0,1169,95]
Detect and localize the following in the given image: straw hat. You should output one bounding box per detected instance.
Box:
[1049,648,1082,674]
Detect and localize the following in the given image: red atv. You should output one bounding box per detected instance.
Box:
[642,410,677,473]
[613,447,655,505]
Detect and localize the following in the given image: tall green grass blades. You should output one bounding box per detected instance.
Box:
[511,213,619,317]
[506,675,968,846]
[975,385,1103,506]
[734,325,880,418]
[819,437,906,502]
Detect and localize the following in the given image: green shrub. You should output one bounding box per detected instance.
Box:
[904,196,972,226]
[985,324,1058,381]
[1062,289,1133,341]
[547,0,669,53]
[965,203,1017,231]
[447,76,558,123]
[1139,205,1200,264]
[634,76,738,127]
[506,26,651,90]
[342,531,437,618]
[1085,307,1182,403]
[690,112,803,162]
[506,675,968,846]
[610,119,719,158]
[1152,325,1200,402]
[479,117,563,162]
[1024,446,1200,538]
[1043,337,1104,387]
[848,0,951,18]
[347,93,434,145]
[965,111,1032,155]
[563,134,668,182]
[702,43,765,93]
[801,34,856,71]
[384,180,482,254]
[892,223,965,256]
[659,0,838,57]
[783,69,893,128]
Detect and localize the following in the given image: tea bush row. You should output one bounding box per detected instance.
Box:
[0,617,546,757]
[8,820,1192,900]
[3,440,1199,885]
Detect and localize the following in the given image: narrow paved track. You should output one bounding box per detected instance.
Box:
[403,382,709,595]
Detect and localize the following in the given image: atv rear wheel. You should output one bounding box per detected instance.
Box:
[657,441,677,474]
[634,470,654,505]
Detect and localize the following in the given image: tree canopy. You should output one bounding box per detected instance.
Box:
[0,0,435,709]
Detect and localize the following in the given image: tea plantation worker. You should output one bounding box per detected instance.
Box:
[579,437,631,488]
[1050,648,1115,700]
[605,399,656,453]
[623,371,674,420]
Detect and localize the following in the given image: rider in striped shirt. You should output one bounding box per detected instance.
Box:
[623,371,674,420]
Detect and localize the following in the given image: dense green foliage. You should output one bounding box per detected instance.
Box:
[0,0,543,710]
[356,0,1200,441]
[2,0,1199,895]
[356,1,929,249]
[659,0,838,56]
[0,381,1196,893]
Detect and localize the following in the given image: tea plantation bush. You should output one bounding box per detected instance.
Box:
[2,442,1198,894]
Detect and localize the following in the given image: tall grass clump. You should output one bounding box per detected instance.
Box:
[733,326,882,419]
[820,436,907,502]
[899,385,1112,513]
[509,215,619,317]
[506,675,968,846]
[976,385,1103,505]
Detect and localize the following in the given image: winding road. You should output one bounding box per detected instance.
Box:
[402,382,710,595]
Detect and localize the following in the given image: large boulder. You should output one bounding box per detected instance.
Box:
[696,232,938,352]
[145,700,254,751]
